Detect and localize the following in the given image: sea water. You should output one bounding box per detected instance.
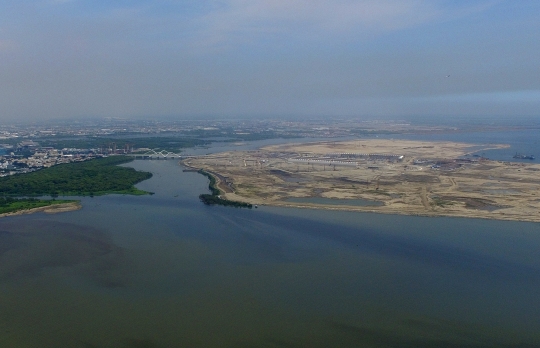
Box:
[0,133,540,347]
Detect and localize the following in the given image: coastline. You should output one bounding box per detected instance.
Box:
[187,173,540,222]
[248,199,540,223]
[0,201,82,218]
[185,138,540,223]
[219,188,540,223]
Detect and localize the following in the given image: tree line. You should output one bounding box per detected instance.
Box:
[197,169,252,209]
[0,156,152,196]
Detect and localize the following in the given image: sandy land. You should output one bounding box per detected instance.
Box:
[0,202,82,218]
[263,139,489,159]
[185,138,540,222]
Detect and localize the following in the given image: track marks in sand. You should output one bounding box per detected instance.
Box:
[445,177,458,193]
[421,186,430,210]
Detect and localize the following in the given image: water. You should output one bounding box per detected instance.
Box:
[194,128,539,162]
[185,136,349,156]
[378,128,540,162]
[1,134,540,347]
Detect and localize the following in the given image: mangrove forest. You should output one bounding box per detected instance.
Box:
[198,169,252,209]
[0,156,152,196]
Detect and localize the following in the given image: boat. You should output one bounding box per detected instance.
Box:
[513,153,535,160]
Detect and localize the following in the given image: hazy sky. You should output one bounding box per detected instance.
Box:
[0,0,539,121]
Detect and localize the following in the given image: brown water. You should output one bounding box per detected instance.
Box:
[1,160,540,347]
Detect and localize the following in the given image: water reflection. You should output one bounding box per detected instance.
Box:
[0,159,539,347]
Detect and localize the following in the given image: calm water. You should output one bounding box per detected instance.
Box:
[1,135,540,347]
[379,128,540,162]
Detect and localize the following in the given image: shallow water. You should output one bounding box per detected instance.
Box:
[1,157,540,347]
[379,128,540,162]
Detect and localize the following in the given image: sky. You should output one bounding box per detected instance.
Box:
[0,0,539,121]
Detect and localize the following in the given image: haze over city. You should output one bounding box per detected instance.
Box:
[0,0,539,122]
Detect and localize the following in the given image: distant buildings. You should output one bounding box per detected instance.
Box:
[0,145,99,177]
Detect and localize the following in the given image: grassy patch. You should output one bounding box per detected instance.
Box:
[0,197,76,214]
[431,197,455,207]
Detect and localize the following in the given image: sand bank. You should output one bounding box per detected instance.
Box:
[0,202,82,218]
[185,139,540,222]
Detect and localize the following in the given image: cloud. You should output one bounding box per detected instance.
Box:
[0,39,16,51]
[1,0,535,120]
[421,90,540,103]
[8,1,498,56]
[49,0,75,4]
[190,0,498,49]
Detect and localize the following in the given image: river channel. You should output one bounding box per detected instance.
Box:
[1,136,540,347]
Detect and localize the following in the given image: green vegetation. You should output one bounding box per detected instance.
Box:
[431,197,455,207]
[0,197,76,215]
[0,156,153,196]
[198,170,252,209]
[39,136,209,153]
[199,170,221,196]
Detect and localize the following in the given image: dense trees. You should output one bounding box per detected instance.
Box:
[39,137,209,153]
[0,156,152,196]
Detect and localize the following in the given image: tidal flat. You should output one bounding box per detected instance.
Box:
[187,138,540,222]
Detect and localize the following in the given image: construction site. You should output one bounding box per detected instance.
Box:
[184,138,540,222]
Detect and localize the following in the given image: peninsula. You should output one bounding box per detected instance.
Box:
[0,198,81,218]
[185,139,540,222]
[0,156,152,197]
[0,156,152,217]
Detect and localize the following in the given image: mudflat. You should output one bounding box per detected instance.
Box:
[0,202,81,218]
[185,139,540,222]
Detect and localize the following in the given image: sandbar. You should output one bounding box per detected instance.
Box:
[0,202,82,218]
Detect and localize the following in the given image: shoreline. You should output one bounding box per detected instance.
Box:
[186,138,540,223]
[185,164,535,222]
[0,201,82,218]
[220,189,540,223]
[250,200,540,223]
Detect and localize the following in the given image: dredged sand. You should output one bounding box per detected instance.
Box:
[185,139,540,222]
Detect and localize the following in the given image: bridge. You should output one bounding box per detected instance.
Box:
[130,150,189,160]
